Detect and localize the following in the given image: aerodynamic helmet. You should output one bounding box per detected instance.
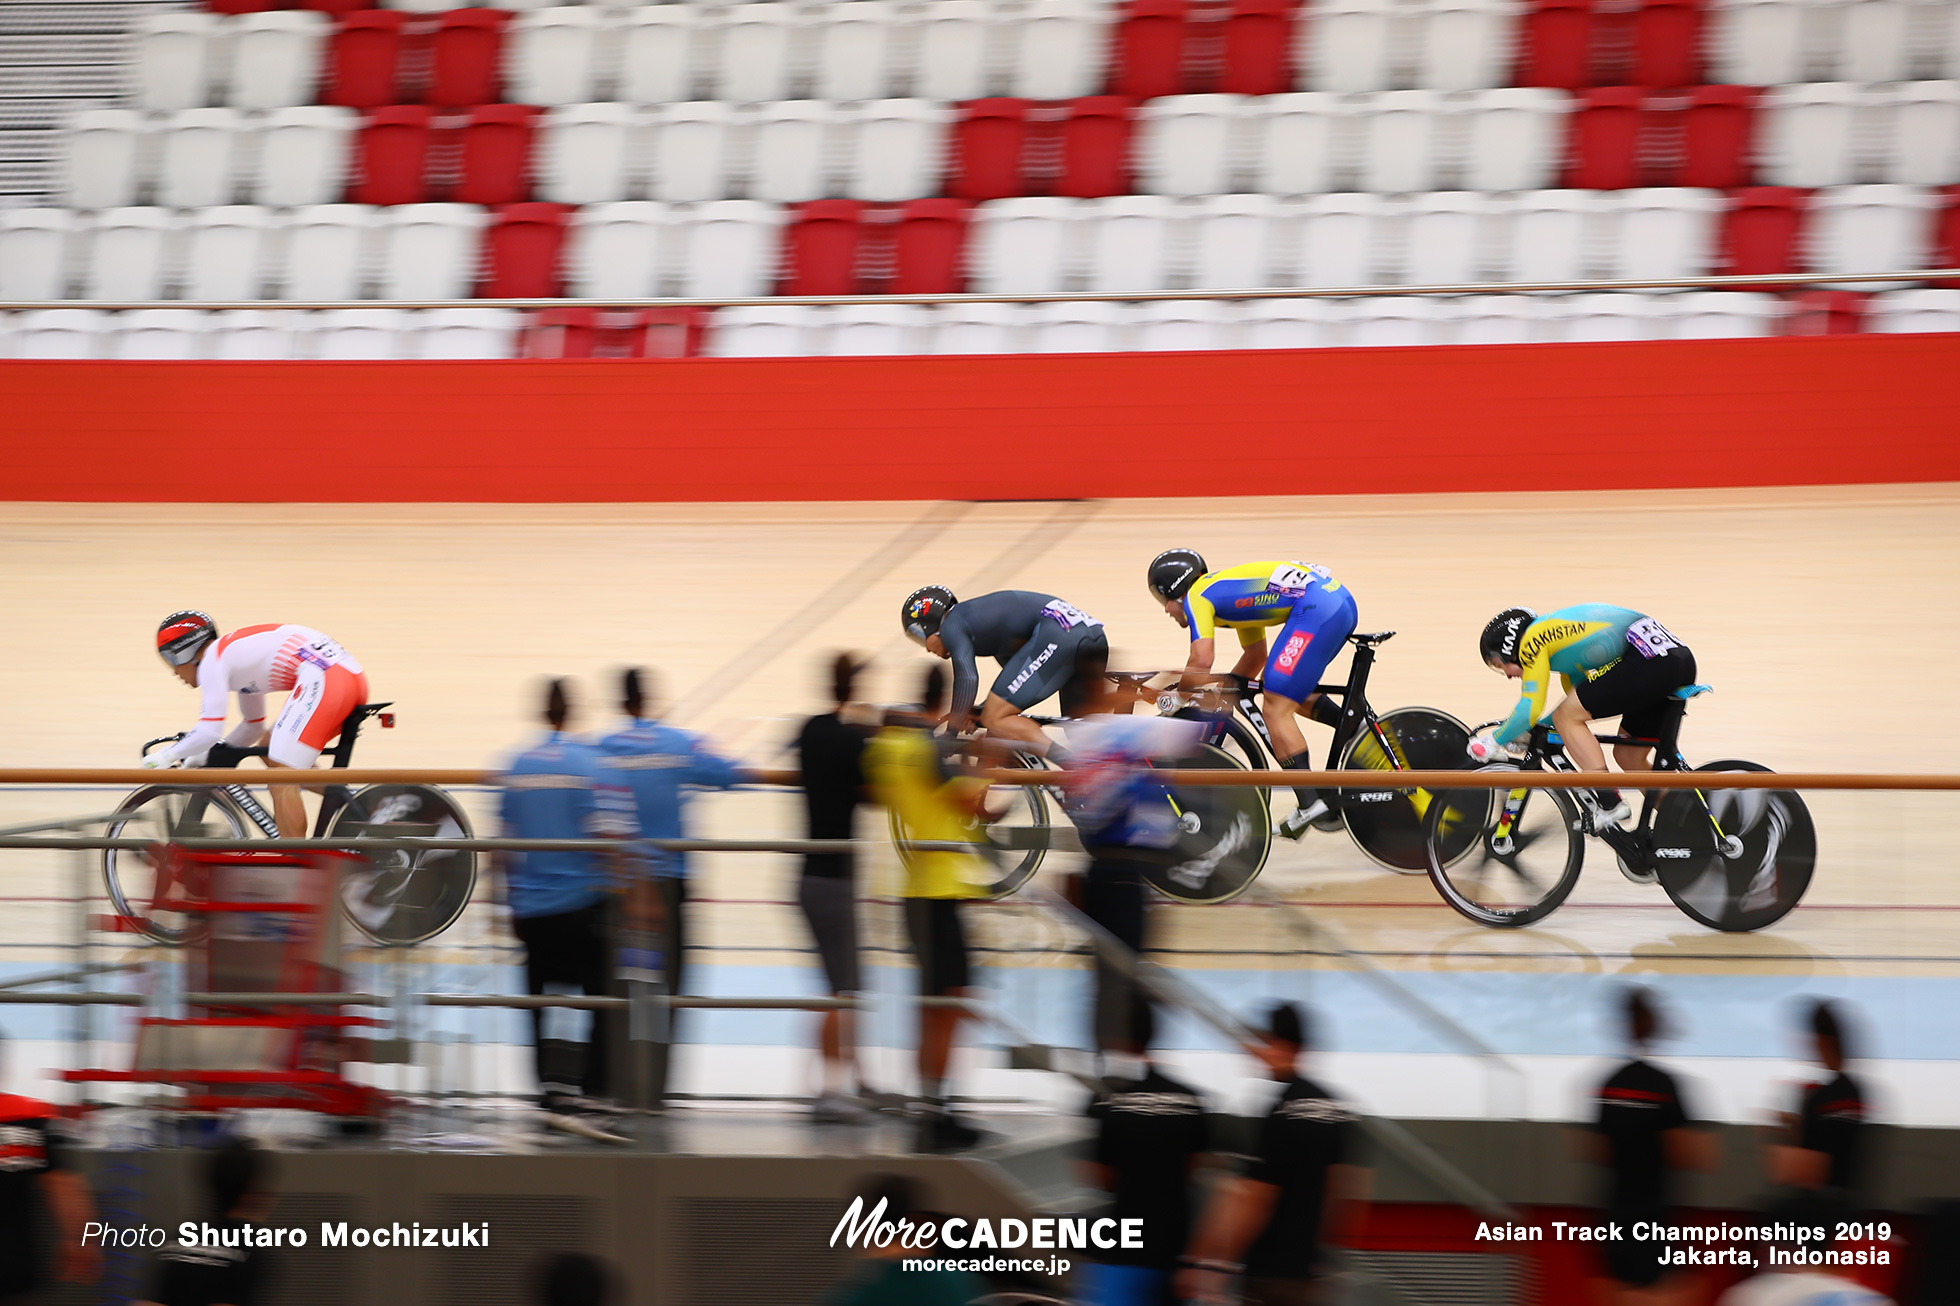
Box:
[1146,548,1208,604]
[157,611,218,667]
[901,586,957,646]
[1478,608,1537,666]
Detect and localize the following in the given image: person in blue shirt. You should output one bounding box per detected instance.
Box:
[497,678,635,1137]
[594,667,754,1104]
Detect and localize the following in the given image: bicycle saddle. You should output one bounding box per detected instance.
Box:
[1673,683,1713,700]
[1349,631,1397,646]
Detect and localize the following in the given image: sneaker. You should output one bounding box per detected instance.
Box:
[1276,799,1332,841]
[544,1109,632,1145]
[917,1111,986,1153]
[1585,799,1632,836]
[810,1092,872,1125]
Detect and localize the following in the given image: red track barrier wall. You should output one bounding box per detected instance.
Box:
[4,336,1957,502]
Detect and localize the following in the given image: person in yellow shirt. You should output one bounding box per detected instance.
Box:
[865,663,992,1152]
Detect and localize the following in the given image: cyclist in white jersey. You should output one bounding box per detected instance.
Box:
[148,612,370,837]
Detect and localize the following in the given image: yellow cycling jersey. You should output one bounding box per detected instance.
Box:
[864,724,989,899]
[1182,560,1344,645]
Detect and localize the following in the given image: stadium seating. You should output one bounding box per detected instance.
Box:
[184,206,276,300]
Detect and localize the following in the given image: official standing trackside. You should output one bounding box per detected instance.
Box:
[1580,987,1716,1305]
[1769,1000,1868,1211]
[796,653,875,1124]
[1080,1002,1211,1306]
[1180,1003,1370,1306]
[595,667,754,1106]
[0,1031,100,1306]
[496,678,637,1142]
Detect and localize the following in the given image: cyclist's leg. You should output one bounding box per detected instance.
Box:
[1613,647,1697,773]
[984,624,1105,756]
[267,664,369,836]
[1569,646,1697,776]
[1261,590,1358,823]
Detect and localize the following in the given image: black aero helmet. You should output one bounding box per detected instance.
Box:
[1479,607,1537,666]
[1146,548,1207,604]
[901,585,957,645]
[157,611,218,667]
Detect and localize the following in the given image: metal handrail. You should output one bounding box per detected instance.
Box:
[0,267,1952,314]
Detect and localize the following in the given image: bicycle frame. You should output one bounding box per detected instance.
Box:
[145,703,397,838]
[1213,635,1419,780]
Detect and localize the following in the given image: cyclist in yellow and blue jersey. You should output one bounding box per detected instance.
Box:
[1146,550,1360,841]
[1473,604,1698,831]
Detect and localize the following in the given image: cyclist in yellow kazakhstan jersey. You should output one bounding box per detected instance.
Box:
[1472,604,1699,831]
[1146,550,1360,841]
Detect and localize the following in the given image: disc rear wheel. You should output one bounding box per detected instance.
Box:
[1653,761,1815,933]
[1338,706,1475,874]
[325,784,476,944]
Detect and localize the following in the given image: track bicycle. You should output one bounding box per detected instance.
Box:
[103,703,477,946]
[1420,685,1816,931]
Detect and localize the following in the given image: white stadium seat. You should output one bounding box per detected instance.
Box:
[618,7,703,105]
[843,99,950,202]
[1011,0,1111,100]
[710,5,804,103]
[13,309,106,359]
[279,205,377,301]
[931,301,1028,354]
[421,307,525,359]
[0,210,78,301]
[183,206,276,301]
[828,303,933,354]
[1601,188,1722,281]
[1348,296,1448,345]
[207,309,298,359]
[1709,0,1809,86]
[1029,299,1129,352]
[1239,298,1346,348]
[750,101,837,203]
[1420,0,1519,91]
[709,304,822,356]
[1840,0,1915,82]
[1137,95,1247,197]
[1652,291,1783,338]
[568,201,670,297]
[62,109,147,210]
[1398,191,1496,286]
[157,108,249,209]
[648,102,739,203]
[1133,298,1239,350]
[1305,0,1394,93]
[971,197,1078,294]
[1493,189,1604,283]
[1540,292,1661,341]
[914,1,995,101]
[1294,193,1386,288]
[1879,82,1960,186]
[675,200,784,297]
[137,13,219,113]
[816,2,900,102]
[254,106,356,208]
[539,103,638,205]
[380,0,456,12]
[305,308,415,360]
[1806,183,1937,289]
[228,10,328,110]
[1438,294,1538,343]
[1081,194,1178,293]
[1462,87,1568,192]
[82,208,173,301]
[1191,195,1281,291]
[1864,287,1960,331]
[1760,83,1865,187]
[108,309,207,360]
[1356,91,1443,193]
[378,205,486,301]
[508,7,607,108]
[1249,94,1340,195]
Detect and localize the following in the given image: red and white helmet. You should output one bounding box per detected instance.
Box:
[156,611,217,666]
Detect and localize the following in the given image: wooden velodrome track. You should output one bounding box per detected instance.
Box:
[3,483,1957,981]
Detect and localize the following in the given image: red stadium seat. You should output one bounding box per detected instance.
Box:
[482,202,569,298]
[349,104,433,206]
[455,103,537,206]
[205,0,279,13]
[782,199,867,295]
[892,197,972,293]
[1719,187,1807,280]
[1220,0,1296,95]
[1634,0,1702,86]
[1057,95,1136,197]
[1519,0,1591,89]
[1111,0,1191,101]
[526,308,704,359]
[324,11,406,110]
[1565,85,1756,188]
[1566,86,1644,188]
[297,0,372,13]
[428,9,508,108]
[1680,84,1754,188]
[1932,185,1960,287]
[1783,290,1867,334]
[950,99,1030,201]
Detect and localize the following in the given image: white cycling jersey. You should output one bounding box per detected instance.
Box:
[157,624,363,766]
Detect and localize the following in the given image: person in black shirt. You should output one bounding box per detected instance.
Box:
[797,653,874,1124]
[1180,1002,1368,1306]
[1772,998,1867,1203]
[1079,1002,1210,1306]
[1581,987,1716,1300]
[139,1139,272,1306]
[0,1036,99,1304]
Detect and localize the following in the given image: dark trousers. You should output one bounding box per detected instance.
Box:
[512,901,613,1103]
[645,876,688,1101]
[1084,854,1150,1052]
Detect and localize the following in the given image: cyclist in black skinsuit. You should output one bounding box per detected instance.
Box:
[901,586,1108,760]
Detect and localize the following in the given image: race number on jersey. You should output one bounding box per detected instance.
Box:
[1266,563,1330,598]
[1625,617,1680,660]
[1040,599,1103,630]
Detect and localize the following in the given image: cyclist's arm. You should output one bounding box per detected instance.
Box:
[222,691,268,748]
[942,620,981,730]
[1492,653,1555,746]
[1176,637,1217,691]
[1229,629,1267,679]
[157,657,231,764]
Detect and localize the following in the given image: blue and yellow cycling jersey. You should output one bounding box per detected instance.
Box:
[1182,561,1345,644]
[1493,603,1682,745]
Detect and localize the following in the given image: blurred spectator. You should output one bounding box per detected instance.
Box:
[1055,650,1203,1055]
[1578,987,1717,1305]
[822,1175,985,1306]
[0,1029,100,1302]
[496,678,635,1141]
[1179,1003,1369,1306]
[537,1253,616,1306]
[796,653,875,1124]
[865,664,991,1153]
[1718,1195,1894,1306]
[596,667,753,1105]
[1079,1001,1210,1306]
[1769,999,1867,1205]
[139,1139,272,1306]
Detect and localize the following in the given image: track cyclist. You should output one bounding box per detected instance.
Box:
[901,586,1108,760]
[146,612,369,837]
[1472,604,1698,835]
[1146,551,1359,840]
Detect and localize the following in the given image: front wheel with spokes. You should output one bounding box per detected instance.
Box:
[102,785,254,944]
[1423,764,1584,928]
